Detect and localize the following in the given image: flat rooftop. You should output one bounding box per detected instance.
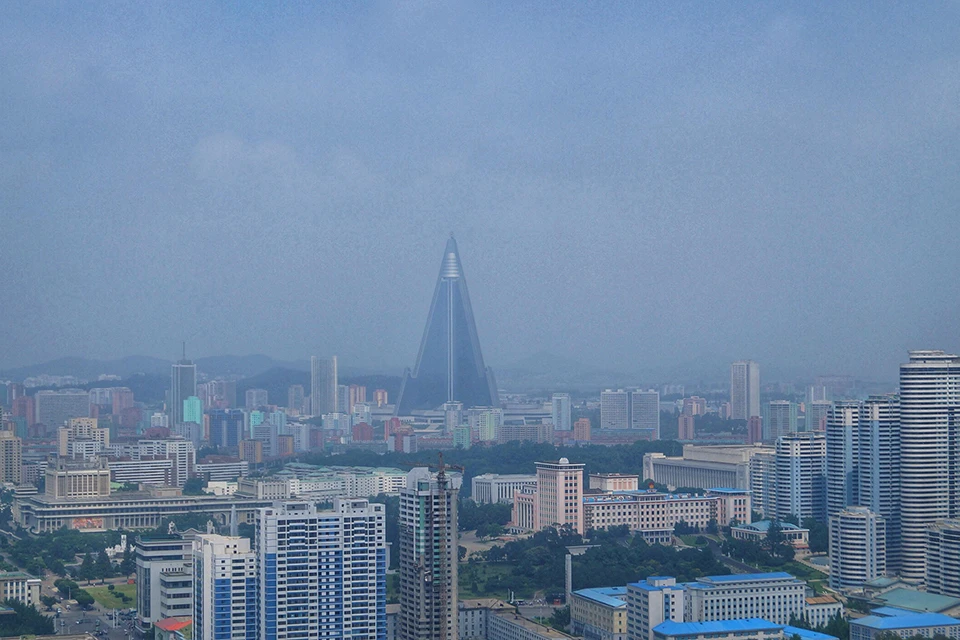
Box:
[573,587,628,608]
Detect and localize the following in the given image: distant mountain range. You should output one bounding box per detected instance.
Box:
[0,354,375,381]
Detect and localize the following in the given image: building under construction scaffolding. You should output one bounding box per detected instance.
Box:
[398,465,461,640]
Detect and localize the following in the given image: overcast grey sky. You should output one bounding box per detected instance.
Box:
[2,2,958,381]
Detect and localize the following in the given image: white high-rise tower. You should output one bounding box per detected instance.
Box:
[730,361,760,421]
[899,351,960,582]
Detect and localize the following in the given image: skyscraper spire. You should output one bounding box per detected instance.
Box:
[395,237,498,414]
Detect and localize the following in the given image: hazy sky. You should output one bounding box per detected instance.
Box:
[2,3,958,381]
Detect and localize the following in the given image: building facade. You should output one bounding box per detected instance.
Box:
[170,359,197,427]
[193,534,257,640]
[399,467,459,640]
[829,507,886,591]
[730,361,760,421]
[925,519,960,598]
[632,390,660,439]
[552,394,572,431]
[898,351,960,582]
[775,432,826,522]
[571,587,628,640]
[311,355,339,416]
[256,499,387,640]
[601,390,631,430]
[472,473,537,505]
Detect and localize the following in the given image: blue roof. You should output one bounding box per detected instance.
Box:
[870,607,924,618]
[573,587,627,608]
[655,619,781,636]
[700,572,796,583]
[736,520,805,532]
[629,577,679,592]
[853,613,960,631]
[877,588,960,613]
[783,626,839,640]
[707,487,750,494]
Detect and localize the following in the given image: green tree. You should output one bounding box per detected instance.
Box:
[802,517,829,553]
[95,550,114,580]
[550,606,571,631]
[40,594,57,610]
[74,589,95,609]
[0,599,55,636]
[79,552,95,582]
[183,477,206,495]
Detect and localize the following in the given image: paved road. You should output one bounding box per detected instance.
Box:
[705,538,764,574]
[39,575,137,640]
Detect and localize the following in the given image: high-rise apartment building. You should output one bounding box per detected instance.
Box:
[574,417,592,442]
[552,393,572,431]
[257,499,387,640]
[829,506,886,590]
[287,385,305,413]
[775,432,826,522]
[467,407,502,442]
[631,390,660,439]
[395,236,499,414]
[399,467,459,640]
[859,394,901,574]
[311,356,338,416]
[170,358,197,426]
[244,388,268,409]
[749,452,778,519]
[601,390,630,430]
[535,458,585,535]
[730,361,761,421]
[183,396,202,425]
[925,520,960,598]
[34,389,89,429]
[208,410,247,449]
[0,431,22,484]
[678,415,695,441]
[899,350,960,582]
[826,401,861,518]
[193,534,257,640]
[806,400,832,432]
[112,387,135,416]
[762,401,797,443]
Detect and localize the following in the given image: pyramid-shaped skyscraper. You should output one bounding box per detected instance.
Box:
[395,236,499,415]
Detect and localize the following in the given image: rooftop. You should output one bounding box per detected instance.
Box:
[706,487,751,494]
[852,612,960,631]
[806,596,840,605]
[655,619,781,635]
[876,588,960,613]
[573,587,628,608]
[735,520,807,532]
[700,572,797,584]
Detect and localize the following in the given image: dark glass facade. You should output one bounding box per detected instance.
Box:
[395,237,498,414]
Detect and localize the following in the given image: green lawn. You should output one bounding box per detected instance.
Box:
[679,535,708,547]
[459,562,535,600]
[85,584,137,609]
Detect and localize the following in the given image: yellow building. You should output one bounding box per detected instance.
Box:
[571,587,627,640]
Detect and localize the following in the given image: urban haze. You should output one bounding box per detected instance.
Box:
[2,3,958,382]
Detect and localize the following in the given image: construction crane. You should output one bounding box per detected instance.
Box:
[407,453,464,640]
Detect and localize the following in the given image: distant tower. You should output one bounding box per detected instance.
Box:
[310,355,338,415]
[730,360,760,420]
[600,389,630,430]
[395,236,498,414]
[170,346,196,426]
[552,393,572,431]
[631,389,660,439]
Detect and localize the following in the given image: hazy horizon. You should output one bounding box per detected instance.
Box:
[3,4,958,381]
